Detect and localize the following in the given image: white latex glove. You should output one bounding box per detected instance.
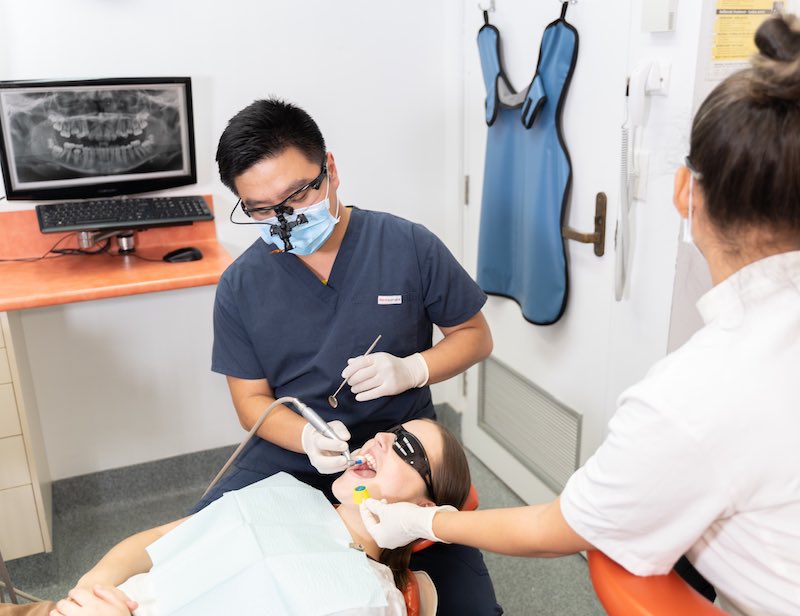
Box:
[341,352,429,402]
[359,498,457,549]
[301,420,351,474]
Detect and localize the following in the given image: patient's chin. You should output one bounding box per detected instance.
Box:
[331,474,352,503]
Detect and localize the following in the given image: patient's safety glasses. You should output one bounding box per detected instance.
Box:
[229,163,327,225]
[386,424,436,501]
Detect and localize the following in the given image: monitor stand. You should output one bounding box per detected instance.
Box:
[77,229,137,253]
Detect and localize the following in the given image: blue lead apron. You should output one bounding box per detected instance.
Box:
[476,10,579,325]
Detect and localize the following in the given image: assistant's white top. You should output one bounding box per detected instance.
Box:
[561,251,800,616]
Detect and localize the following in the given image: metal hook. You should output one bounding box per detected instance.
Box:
[562,192,607,257]
[478,1,495,25]
[557,0,577,19]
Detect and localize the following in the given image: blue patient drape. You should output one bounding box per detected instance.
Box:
[476,14,579,325]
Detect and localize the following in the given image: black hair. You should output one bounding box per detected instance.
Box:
[689,14,800,244]
[216,97,326,194]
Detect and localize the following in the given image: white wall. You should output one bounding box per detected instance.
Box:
[0,0,719,490]
[458,0,707,504]
[603,1,706,431]
[0,0,457,479]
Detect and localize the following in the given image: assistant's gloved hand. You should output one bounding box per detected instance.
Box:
[342,352,429,402]
[359,498,457,549]
[301,420,351,474]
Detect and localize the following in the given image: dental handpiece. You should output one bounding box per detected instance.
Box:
[292,398,356,462]
[204,396,363,499]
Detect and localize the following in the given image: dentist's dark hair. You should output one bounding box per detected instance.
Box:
[379,420,471,591]
[688,13,800,247]
[216,97,326,194]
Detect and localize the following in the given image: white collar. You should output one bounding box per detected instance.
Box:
[696,250,800,328]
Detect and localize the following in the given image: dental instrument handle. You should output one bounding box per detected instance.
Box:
[340,335,382,392]
[202,395,299,498]
[203,396,344,498]
[292,398,352,460]
[328,334,382,408]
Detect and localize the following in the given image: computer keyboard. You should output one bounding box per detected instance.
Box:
[35,195,214,233]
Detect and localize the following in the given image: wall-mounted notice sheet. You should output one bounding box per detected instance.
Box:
[710,0,782,79]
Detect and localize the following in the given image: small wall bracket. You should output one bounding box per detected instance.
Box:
[562,192,606,257]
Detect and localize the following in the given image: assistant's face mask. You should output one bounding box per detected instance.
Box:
[259,177,340,255]
[682,173,696,247]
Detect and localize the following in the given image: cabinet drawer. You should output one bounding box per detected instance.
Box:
[0,484,44,560]
[0,383,20,438]
[0,349,10,385]
[0,435,30,489]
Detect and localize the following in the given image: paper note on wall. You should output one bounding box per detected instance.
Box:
[710,0,782,79]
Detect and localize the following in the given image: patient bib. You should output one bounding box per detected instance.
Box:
[144,473,387,615]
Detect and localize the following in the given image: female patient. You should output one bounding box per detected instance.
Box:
[0,419,468,616]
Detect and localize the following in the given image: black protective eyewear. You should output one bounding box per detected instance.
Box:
[387,424,436,501]
[230,162,328,224]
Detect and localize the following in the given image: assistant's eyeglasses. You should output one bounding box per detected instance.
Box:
[228,162,327,226]
[387,424,436,502]
[685,156,703,180]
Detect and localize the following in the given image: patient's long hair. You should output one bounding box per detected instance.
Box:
[379,420,471,591]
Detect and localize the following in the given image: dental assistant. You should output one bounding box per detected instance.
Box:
[193,99,501,614]
[361,15,800,616]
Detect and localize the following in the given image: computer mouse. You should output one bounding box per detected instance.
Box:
[163,246,203,263]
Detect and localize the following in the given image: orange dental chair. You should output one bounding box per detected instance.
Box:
[587,551,727,615]
[403,484,481,616]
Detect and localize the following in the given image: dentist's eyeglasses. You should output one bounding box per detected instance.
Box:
[386,424,436,501]
[229,162,327,225]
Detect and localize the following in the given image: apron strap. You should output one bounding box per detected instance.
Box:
[521,75,547,129]
[477,25,502,126]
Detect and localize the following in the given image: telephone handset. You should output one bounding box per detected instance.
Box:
[615,61,667,301]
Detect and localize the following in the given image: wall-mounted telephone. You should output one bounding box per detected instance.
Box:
[615,60,670,301]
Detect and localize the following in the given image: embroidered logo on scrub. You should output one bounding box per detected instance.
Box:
[377,295,402,305]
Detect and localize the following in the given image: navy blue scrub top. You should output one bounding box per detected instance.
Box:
[212,207,487,477]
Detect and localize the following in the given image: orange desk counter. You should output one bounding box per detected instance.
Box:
[0,196,233,560]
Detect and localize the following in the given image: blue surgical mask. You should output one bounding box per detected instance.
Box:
[258,178,340,255]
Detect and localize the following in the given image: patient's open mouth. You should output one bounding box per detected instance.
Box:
[351,452,377,479]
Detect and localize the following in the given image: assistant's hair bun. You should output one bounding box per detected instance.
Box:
[756,13,800,61]
[751,13,800,102]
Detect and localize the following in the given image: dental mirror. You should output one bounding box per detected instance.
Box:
[328,334,382,408]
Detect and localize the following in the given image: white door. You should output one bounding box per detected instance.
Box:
[460,0,634,504]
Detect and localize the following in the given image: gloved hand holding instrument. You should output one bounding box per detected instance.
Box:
[342,351,429,402]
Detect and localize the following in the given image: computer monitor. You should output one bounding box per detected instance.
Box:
[0,76,197,201]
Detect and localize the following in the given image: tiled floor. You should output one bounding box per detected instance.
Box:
[6,443,604,614]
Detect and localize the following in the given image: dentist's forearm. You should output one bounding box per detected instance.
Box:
[423,312,493,384]
[227,376,307,452]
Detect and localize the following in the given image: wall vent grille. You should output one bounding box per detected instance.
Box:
[478,356,582,493]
